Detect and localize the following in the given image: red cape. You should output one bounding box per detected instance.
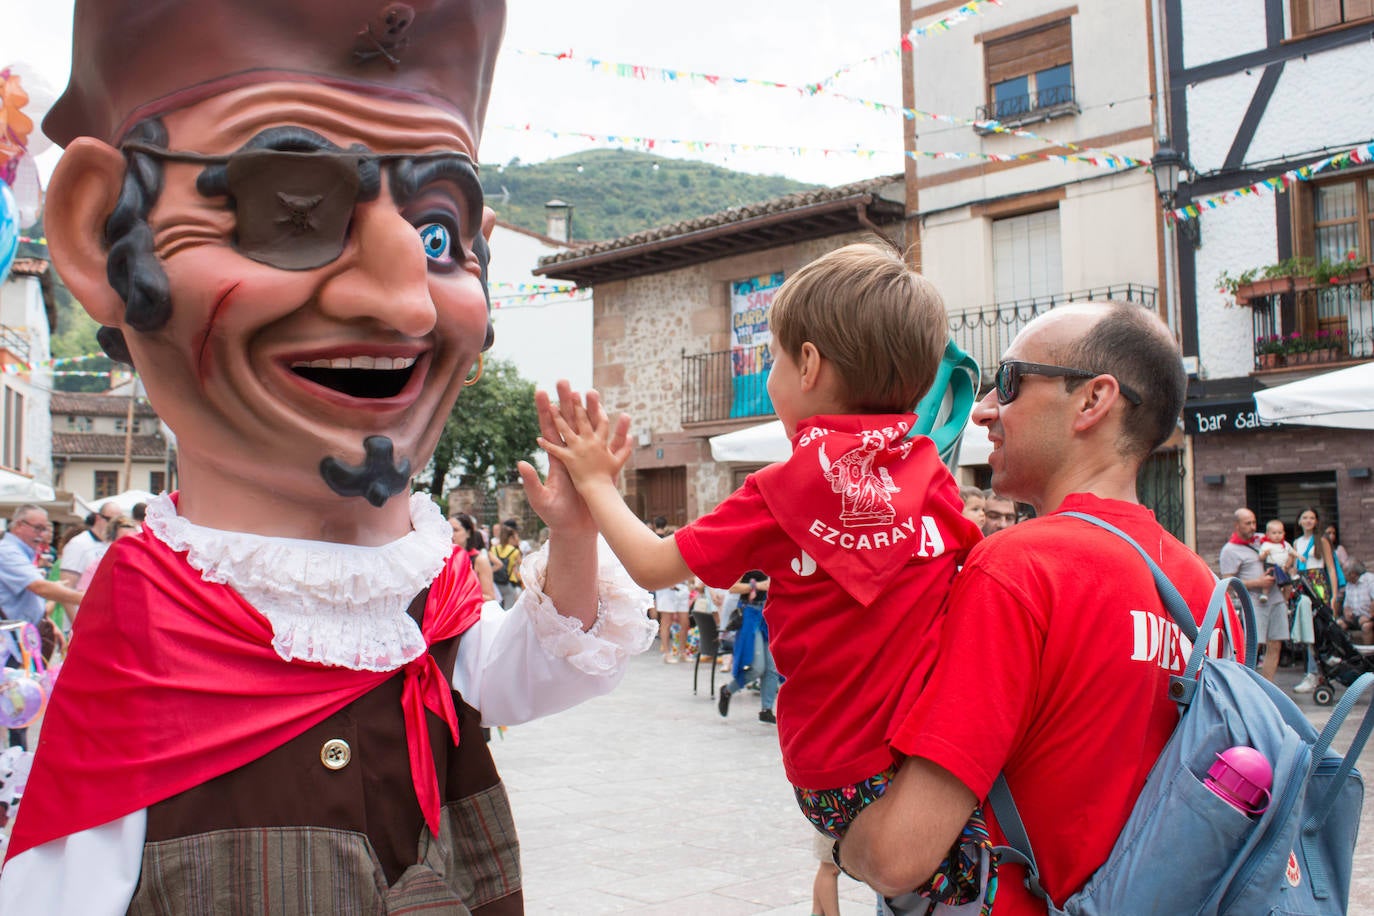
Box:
[8,519,481,859]
[754,414,977,606]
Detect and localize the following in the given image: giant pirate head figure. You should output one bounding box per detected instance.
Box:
[44,0,504,536]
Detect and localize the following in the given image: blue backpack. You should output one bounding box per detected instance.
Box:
[983,513,1370,915]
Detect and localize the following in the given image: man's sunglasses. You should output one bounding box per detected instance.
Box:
[994,360,1143,406]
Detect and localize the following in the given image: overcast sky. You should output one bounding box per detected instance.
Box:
[2,0,909,187]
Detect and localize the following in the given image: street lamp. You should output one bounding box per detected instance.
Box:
[1152,145,1199,248]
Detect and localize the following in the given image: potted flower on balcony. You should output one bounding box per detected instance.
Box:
[1283,331,1310,364]
[1326,327,1349,361]
[1218,250,1372,306]
[1256,334,1286,369]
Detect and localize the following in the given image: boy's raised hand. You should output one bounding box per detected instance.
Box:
[519,382,621,532]
[537,381,632,491]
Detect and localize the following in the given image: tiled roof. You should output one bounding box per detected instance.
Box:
[49,391,160,419]
[51,432,168,459]
[537,174,904,268]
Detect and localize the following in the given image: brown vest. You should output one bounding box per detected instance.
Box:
[128,593,522,915]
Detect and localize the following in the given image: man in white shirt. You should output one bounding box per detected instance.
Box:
[57,507,115,588]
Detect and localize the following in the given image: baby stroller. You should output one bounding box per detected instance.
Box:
[1298,573,1374,706]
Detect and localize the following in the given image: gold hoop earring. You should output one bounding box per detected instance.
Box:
[464,354,484,387]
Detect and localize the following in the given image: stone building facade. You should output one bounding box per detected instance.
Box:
[538,176,907,526]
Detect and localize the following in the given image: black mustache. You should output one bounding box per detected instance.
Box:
[319,436,412,508]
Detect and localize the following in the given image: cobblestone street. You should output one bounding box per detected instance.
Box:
[494,648,1374,914]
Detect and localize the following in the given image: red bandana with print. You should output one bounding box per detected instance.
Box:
[753,414,976,606]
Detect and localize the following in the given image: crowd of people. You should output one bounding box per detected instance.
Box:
[1221,503,1370,697]
[0,502,149,754]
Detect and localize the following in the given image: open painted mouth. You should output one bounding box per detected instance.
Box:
[289,356,418,399]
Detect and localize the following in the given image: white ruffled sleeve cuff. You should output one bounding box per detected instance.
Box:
[514,538,658,675]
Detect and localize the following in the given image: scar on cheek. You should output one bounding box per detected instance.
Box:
[196,281,242,383]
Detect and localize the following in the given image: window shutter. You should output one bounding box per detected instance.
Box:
[1311,0,1344,29]
[985,21,1072,86]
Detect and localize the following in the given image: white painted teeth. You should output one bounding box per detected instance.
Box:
[291,356,417,370]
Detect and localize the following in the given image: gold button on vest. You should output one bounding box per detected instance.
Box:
[320,738,352,770]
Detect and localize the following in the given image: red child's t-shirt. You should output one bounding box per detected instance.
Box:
[889,494,1228,914]
[675,414,982,789]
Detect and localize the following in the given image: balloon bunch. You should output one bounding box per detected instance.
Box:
[0,63,54,284]
[0,621,64,730]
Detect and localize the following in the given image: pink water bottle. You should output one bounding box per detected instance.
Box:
[1205,746,1273,817]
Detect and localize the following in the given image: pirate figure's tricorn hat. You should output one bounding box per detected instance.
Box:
[44,0,506,147]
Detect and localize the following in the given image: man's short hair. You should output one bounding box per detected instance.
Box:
[1055,301,1184,458]
[769,242,947,413]
[11,504,42,525]
[982,488,1013,504]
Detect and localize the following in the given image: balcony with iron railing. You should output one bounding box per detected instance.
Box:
[948,284,1157,386]
[1245,269,1374,371]
[0,325,31,365]
[975,82,1078,130]
[679,284,1157,426]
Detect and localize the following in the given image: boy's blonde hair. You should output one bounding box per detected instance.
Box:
[770,242,947,412]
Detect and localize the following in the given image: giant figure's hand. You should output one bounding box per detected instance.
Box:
[537,380,633,493]
[520,381,628,533]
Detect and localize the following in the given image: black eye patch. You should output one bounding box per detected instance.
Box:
[225,150,363,270]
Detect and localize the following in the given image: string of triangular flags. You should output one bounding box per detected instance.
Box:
[813,1,1005,90]
[1168,141,1374,223]
[1,351,120,377]
[514,1,1002,97]
[489,281,584,307]
[491,123,1140,171]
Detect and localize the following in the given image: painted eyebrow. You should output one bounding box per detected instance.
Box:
[387,155,485,244]
[194,127,381,200]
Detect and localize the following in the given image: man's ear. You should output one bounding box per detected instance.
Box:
[44,138,130,327]
[481,205,497,242]
[1071,377,1122,433]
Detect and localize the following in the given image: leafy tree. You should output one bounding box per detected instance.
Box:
[417,357,539,502]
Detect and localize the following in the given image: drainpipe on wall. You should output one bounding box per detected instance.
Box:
[1150,0,1179,339]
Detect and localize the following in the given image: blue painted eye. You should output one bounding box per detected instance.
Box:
[418,223,452,262]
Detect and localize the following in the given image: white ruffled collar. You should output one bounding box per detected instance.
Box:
[144,492,453,672]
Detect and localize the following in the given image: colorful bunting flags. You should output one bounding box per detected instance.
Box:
[488,281,586,308]
[515,2,1002,98]
[491,123,1140,171]
[1168,142,1374,223]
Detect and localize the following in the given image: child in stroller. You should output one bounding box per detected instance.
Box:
[1295,572,1374,706]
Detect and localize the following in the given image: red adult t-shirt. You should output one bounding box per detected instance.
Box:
[675,414,982,789]
[889,493,1227,914]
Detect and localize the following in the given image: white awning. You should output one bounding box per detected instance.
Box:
[709,418,992,467]
[1254,362,1374,430]
[0,468,54,503]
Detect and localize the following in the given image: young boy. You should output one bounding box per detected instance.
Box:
[541,243,984,893]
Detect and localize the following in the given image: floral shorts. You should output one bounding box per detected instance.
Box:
[799,769,998,915]
[794,764,899,840]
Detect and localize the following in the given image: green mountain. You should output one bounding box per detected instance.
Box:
[479,149,819,242]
